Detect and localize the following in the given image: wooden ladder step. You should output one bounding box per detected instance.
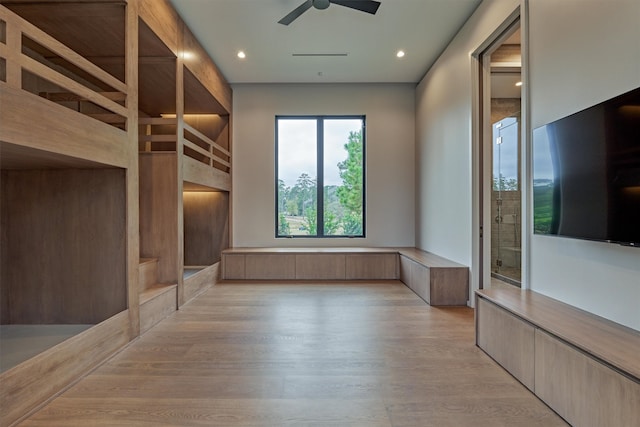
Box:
[139,257,159,291]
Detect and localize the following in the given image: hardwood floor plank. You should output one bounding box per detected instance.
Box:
[19,282,567,426]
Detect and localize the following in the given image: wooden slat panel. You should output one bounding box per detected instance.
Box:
[535,329,640,426]
[0,311,131,427]
[20,55,127,116]
[182,156,230,191]
[0,85,128,168]
[184,122,231,156]
[2,9,22,87]
[183,137,212,159]
[476,298,535,391]
[2,5,127,92]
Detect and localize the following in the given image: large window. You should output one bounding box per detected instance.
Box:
[276,116,365,237]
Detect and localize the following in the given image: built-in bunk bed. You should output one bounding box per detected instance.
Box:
[0,2,137,425]
[137,16,231,313]
[0,0,232,424]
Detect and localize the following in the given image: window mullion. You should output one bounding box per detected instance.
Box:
[316,117,324,237]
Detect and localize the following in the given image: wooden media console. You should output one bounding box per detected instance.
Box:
[476,287,640,426]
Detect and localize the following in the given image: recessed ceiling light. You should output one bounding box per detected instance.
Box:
[396,50,405,58]
[237,50,246,59]
[515,81,523,87]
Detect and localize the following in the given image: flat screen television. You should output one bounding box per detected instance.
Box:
[533,86,640,247]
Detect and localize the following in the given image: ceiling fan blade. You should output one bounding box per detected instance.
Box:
[278,0,314,25]
[329,0,381,15]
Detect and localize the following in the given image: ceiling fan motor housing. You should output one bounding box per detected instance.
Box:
[314,0,331,9]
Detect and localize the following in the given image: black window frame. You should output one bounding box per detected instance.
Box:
[275,115,366,238]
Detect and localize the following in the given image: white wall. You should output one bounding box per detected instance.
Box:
[415,0,640,330]
[232,83,415,248]
[528,0,640,330]
[415,0,520,265]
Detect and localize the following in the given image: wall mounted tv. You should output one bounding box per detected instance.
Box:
[533,86,640,247]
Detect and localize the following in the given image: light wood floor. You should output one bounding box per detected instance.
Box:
[19,281,567,426]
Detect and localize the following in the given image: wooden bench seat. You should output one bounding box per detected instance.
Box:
[397,247,469,306]
[221,247,469,306]
[222,247,398,281]
[476,287,640,426]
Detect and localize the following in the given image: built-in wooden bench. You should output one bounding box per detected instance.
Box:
[398,248,469,306]
[221,247,469,306]
[476,287,640,426]
[222,247,398,281]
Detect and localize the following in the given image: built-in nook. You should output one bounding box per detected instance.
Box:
[1,164,127,372]
[183,187,229,300]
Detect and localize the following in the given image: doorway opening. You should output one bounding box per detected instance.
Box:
[479,18,523,289]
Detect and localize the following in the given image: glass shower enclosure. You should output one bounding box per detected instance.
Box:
[492,116,521,285]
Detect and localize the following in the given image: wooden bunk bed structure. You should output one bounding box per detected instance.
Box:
[0,1,231,425]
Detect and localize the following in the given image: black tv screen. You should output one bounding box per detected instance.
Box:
[533,86,640,247]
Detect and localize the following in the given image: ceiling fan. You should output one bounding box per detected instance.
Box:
[278,0,381,25]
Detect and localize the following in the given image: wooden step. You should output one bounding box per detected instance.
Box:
[138,258,158,291]
[139,283,177,334]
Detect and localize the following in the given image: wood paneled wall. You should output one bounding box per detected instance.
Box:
[1,169,127,324]
[183,190,229,266]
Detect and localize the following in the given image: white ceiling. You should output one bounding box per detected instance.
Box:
[169,0,483,84]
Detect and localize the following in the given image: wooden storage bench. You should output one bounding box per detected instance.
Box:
[222,247,469,306]
[476,287,640,426]
[398,248,469,306]
[222,247,398,281]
